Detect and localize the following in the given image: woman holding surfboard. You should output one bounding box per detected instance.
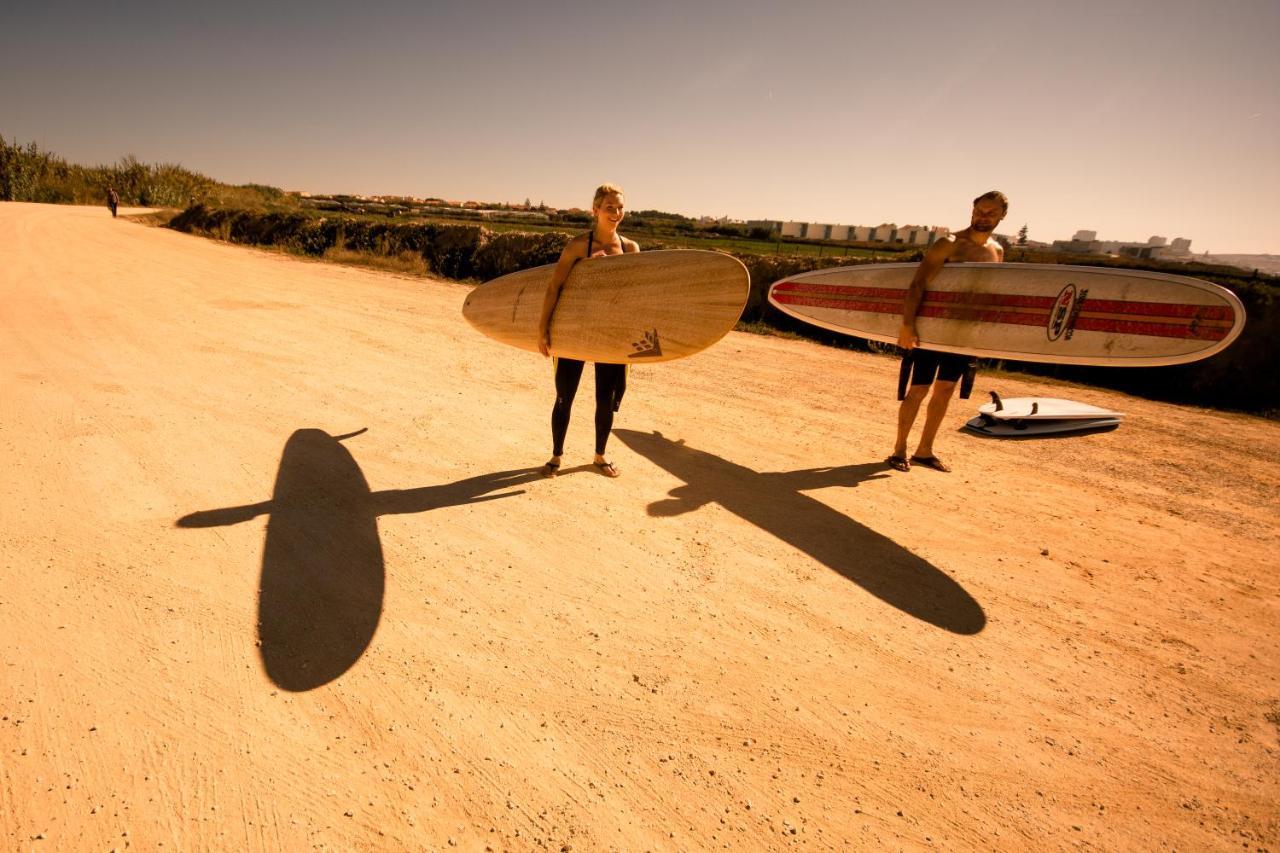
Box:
[535,184,639,479]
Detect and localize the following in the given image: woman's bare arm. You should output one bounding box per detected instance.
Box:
[537,236,588,356]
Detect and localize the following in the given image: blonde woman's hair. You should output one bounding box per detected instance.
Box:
[593,183,625,208]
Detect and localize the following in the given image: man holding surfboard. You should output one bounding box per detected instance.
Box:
[535,184,639,479]
[887,191,1008,473]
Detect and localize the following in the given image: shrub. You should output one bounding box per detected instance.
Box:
[472,230,573,280]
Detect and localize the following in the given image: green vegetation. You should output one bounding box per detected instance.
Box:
[168,206,570,280]
[0,135,292,209]
[294,194,915,261]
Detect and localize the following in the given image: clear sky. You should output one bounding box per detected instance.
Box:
[3,0,1277,253]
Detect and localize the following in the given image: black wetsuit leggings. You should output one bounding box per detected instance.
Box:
[551,359,627,456]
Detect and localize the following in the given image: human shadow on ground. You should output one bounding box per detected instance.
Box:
[614,430,986,635]
[177,428,541,691]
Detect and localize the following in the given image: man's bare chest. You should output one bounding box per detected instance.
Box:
[949,241,1001,263]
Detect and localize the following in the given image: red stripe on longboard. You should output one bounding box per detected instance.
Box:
[774,282,1235,325]
[1073,298,1233,321]
[774,294,1047,327]
[773,293,1230,340]
[1073,317,1229,341]
[917,306,1048,327]
[773,282,1056,310]
[772,295,902,314]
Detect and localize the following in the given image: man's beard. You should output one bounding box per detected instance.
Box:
[972,222,994,233]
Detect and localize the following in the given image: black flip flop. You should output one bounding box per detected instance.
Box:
[910,455,951,473]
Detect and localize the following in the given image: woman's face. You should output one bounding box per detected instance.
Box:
[594,194,626,227]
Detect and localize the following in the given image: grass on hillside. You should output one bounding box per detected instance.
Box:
[321,246,432,277]
[399,215,899,259]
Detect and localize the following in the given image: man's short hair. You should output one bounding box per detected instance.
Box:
[973,190,1009,213]
[593,183,625,208]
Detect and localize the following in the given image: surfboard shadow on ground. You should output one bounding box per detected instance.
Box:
[177,428,540,691]
[614,430,986,635]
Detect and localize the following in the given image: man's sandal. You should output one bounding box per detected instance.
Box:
[885,455,910,472]
[593,460,621,478]
[909,455,951,473]
[541,460,561,478]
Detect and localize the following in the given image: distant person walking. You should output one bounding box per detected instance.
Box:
[536,183,639,479]
[887,190,1008,473]
[106,186,119,218]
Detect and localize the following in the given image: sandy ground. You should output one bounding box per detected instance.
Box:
[2,201,1277,851]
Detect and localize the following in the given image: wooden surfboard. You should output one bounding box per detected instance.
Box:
[768,262,1245,367]
[462,250,750,364]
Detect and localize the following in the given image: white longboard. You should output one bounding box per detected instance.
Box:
[768,262,1246,367]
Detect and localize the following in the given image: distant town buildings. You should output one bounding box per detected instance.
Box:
[294,192,1200,263]
[1051,231,1194,259]
[766,220,949,246]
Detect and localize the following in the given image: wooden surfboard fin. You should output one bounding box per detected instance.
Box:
[1030,402,1039,416]
[989,391,1004,412]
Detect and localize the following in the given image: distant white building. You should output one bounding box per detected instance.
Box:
[770,220,948,245]
[1123,237,1194,260]
[869,223,896,242]
[1053,237,1103,253]
[803,223,857,241]
[1055,231,1194,258]
[897,225,934,245]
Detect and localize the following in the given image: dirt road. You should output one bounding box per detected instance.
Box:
[2,202,1277,850]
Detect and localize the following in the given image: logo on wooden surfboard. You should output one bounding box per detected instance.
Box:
[629,329,663,358]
